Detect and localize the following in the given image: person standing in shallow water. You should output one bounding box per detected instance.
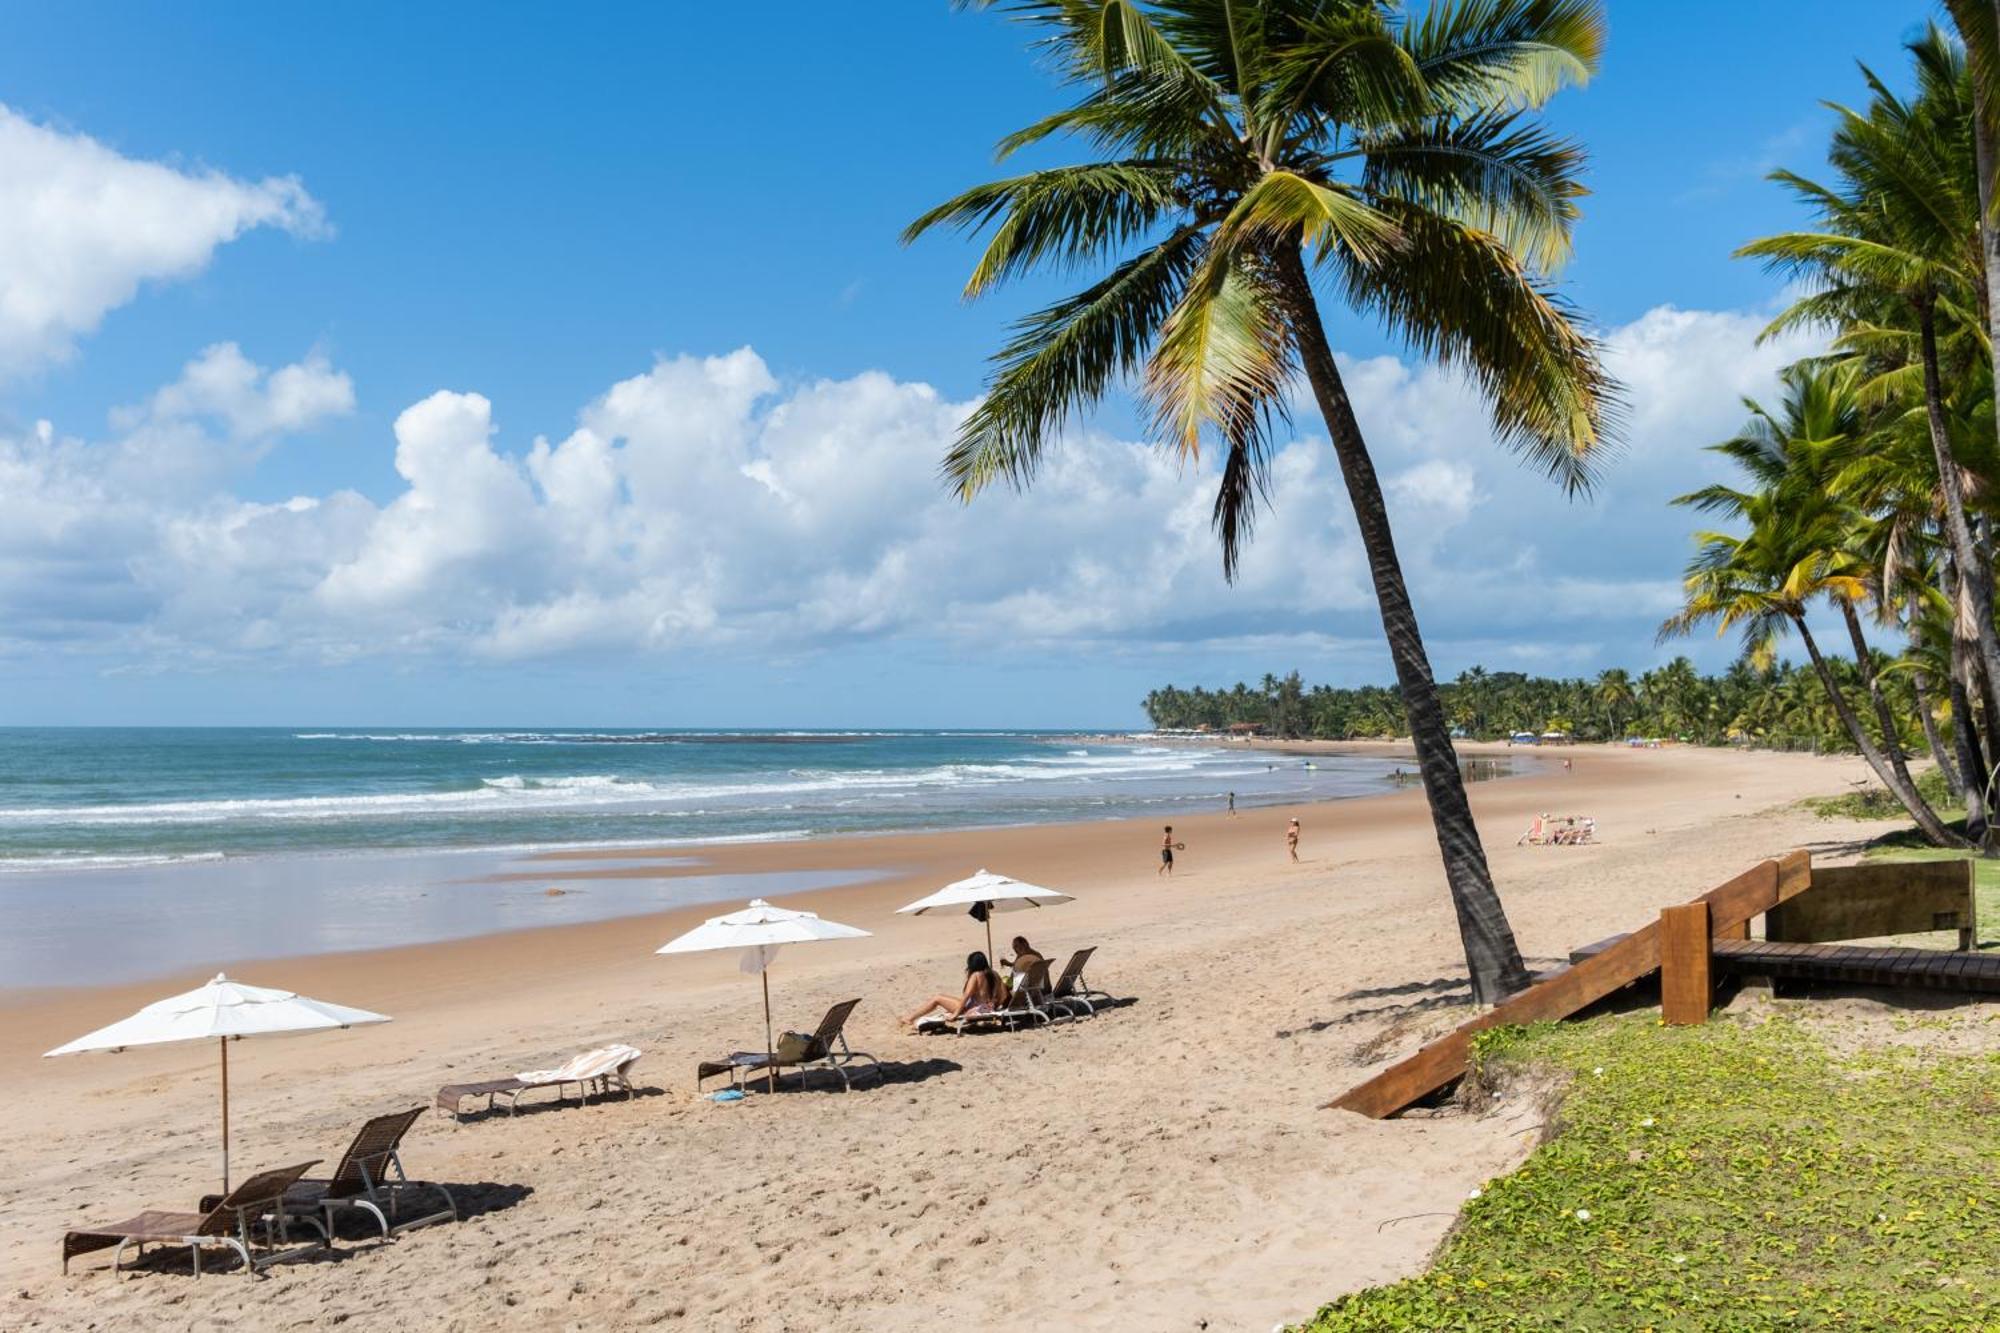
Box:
[1159,826,1181,876]
[1286,817,1301,862]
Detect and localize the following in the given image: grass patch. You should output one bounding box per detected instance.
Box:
[1802,767,1957,822]
[1298,1014,2000,1331]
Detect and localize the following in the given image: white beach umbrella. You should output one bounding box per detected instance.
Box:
[657,899,870,1093]
[897,868,1075,961]
[45,973,390,1194]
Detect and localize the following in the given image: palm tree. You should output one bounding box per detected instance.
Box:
[1741,29,2000,751]
[1592,667,1635,738]
[908,0,1617,1004]
[1666,362,1964,845]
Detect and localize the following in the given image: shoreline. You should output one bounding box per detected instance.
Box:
[0,740,1821,1061]
[0,738,1532,995]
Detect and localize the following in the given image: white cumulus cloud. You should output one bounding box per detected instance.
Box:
[0,107,325,378]
[0,302,1824,680]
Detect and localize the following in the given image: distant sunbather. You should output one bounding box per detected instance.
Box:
[901,951,1005,1030]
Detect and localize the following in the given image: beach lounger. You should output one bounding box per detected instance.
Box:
[435,1043,642,1121]
[918,959,1054,1034]
[63,1160,326,1279]
[1046,947,1114,1018]
[199,1106,455,1240]
[697,998,881,1093]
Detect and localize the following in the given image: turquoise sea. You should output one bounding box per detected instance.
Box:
[0,728,1458,987]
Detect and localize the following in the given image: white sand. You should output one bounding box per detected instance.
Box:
[0,743,1924,1330]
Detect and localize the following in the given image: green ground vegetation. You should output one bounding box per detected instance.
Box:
[1298,1014,2000,1331]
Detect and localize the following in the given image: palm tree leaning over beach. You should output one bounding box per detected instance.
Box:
[1664,359,1965,847]
[908,0,1619,1004]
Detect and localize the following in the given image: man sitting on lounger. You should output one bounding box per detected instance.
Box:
[1002,936,1045,992]
[900,951,1004,1032]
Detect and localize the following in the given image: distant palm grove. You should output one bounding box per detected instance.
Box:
[1142,657,1911,752]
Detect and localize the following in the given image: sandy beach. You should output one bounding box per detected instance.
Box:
[0,743,1910,1330]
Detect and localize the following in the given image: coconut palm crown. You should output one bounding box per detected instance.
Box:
[908,0,1620,1002]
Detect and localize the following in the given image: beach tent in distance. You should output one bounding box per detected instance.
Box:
[898,869,1075,961]
[657,899,870,1094]
[45,973,390,1195]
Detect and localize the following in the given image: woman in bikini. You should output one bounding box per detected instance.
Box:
[902,951,1006,1029]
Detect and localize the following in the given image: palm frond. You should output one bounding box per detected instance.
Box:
[1356,109,1587,273]
[1336,202,1619,494]
[1212,168,1400,263]
[946,226,1206,498]
[903,161,1186,296]
[1403,0,1605,114]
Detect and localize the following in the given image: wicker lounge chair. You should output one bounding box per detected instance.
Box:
[697,998,880,1092]
[63,1160,326,1279]
[435,1043,642,1121]
[199,1106,454,1240]
[1046,946,1114,1018]
[918,959,1054,1033]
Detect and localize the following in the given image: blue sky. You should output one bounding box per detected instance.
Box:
[0,2,1942,726]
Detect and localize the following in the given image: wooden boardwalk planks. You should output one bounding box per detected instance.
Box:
[1711,940,2000,994]
[1328,852,1811,1118]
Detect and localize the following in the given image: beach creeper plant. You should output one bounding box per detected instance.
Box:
[908,0,1620,1005]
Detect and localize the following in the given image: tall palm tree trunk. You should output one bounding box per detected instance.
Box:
[1836,600,1936,809]
[1794,614,1967,846]
[1911,667,1964,798]
[1951,637,1994,839]
[1918,300,2000,715]
[1275,247,1530,1003]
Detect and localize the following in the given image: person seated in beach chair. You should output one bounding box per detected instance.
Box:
[1002,936,1045,993]
[900,951,1005,1032]
[918,958,1055,1033]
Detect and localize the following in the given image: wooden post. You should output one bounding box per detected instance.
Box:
[1660,902,1712,1026]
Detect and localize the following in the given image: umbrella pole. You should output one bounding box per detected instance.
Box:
[984,915,994,966]
[219,1036,230,1196]
[762,969,775,1096]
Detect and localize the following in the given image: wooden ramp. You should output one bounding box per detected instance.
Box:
[1326,851,1812,1119]
[1712,939,2000,994]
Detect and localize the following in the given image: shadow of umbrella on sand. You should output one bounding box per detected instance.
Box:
[45,973,389,1196]
[897,868,1075,962]
[657,899,871,1094]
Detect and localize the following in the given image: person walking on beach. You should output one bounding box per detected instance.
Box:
[1159,826,1181,876]
[1286,817,1300,862]
[1226,791,1236,817]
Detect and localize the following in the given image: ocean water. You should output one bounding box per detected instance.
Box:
[0,728,1428,870]
[0,728,1480,988]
